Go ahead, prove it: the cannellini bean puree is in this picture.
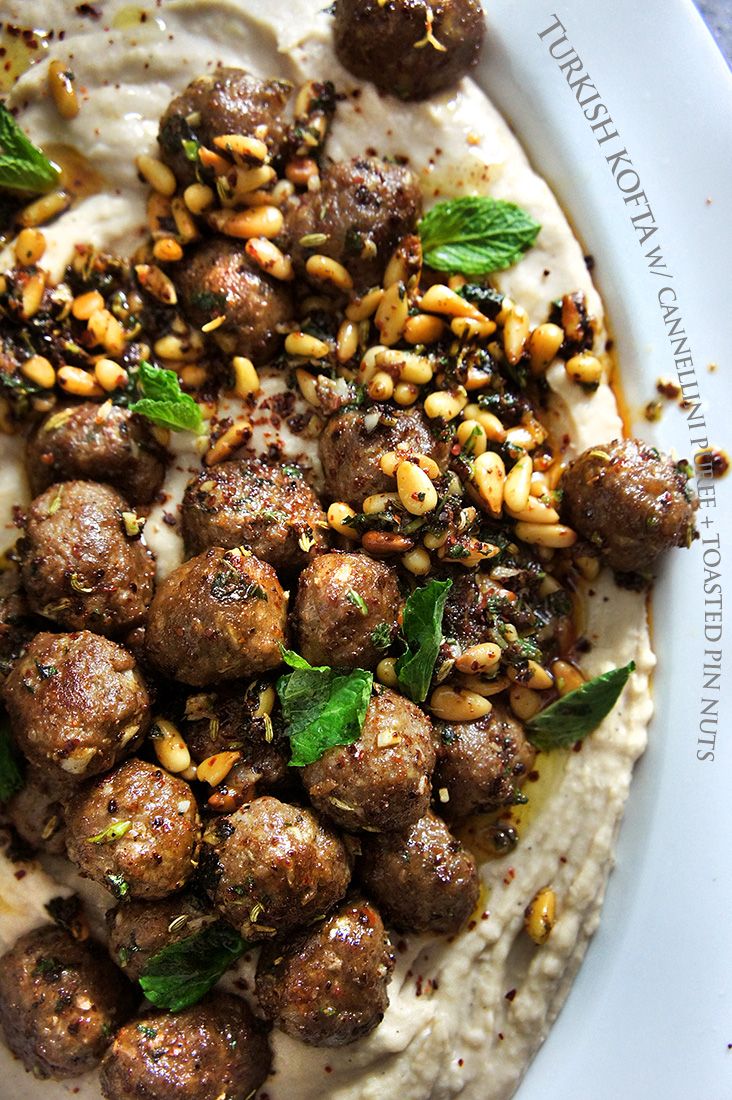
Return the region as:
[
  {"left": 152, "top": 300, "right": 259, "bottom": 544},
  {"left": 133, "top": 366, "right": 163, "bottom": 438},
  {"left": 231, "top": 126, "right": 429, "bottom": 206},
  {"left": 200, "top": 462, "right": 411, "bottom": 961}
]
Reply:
[{"left": 0, "top": 2, "right": 655, "bottom": 1098}]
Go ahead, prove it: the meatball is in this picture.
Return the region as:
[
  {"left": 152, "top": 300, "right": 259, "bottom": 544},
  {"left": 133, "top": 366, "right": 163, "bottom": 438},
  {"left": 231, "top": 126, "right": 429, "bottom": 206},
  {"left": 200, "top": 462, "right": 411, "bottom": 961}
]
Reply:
[
  {"left": 283, "top": 156, "right": 422, "bottom": 288},
  {"left": 26, "top": 403, "right": 167, "bottom": 504},
  {"left": 181, "top": 458, "right": 328, "bottom": 570},
  {"left": 5, "top": 766, "right": 68, "bottom": 855},
  {"left": 19, "top": 480, "right": 156, "bottom": 635},
  {"left": 0, "top": 925, "right": 136, "bottom": 1079},
  {"left": 433, "top": 704, "right": 536, "bottom": 818},
  {"left": 3, "top": 631, "right": 150, "bottom": 784},
  {"left": 174, "top": 239, "right": 293, "bottom": 364},
  {"left": 302, "top": 687, "right": 437, "bottom": 832},
  {"left": 319, "top": 405, "right": 449, "bottom": 507},
  {"left": 65, "top": 759, "right": 201, "bottom": 900},
  {"left": 0, "top": 565, "right": 35, "bottom": 682},
  {"left": 100, "top": 993, "right": 271, "bottom": 1100},
  {"left": 158, "top": 67, "right": 292, "bottom": 185},
  {"left": 559, "top": 438, "right": 697, "bottom": 575},
  {"left": 294, "top": 552, "right": 400, "bottom": 669},
  {"left": 334, "top": 0, "right": 485, "bottom": 101},
  {"left": 200, "top": 796, "right": 351, "bottom": 939},
  {"left": 256, "top": 898, "right": 394, "bottom": 1046},
  {"left": 182, "top": 688, "right": 289, "bottom": 812},
  {"left": 359, "top": 810, "right": 478, "bottom": 933},
  {"left": 107, "top": 893, "right": 216, "bottom": 981},
  {"left": 145, "top": 547, "right": 287, "bottom": 686}
]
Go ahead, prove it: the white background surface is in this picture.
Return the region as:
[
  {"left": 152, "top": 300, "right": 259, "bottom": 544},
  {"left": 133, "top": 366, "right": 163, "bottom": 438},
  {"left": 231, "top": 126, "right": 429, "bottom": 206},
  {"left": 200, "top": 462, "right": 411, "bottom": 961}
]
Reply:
[{"left": 481, "top": 3, "right": 732, "bottom": 1098}]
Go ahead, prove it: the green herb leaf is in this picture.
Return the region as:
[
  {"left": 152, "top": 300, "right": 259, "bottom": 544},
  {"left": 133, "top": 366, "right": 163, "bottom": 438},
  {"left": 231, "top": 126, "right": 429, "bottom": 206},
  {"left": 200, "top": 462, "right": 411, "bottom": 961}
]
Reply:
[
  {"left": 103, "top": 873, "right": 129, "bottom": 899},
  {"left": 87, "top": 820, "right": 132, "bottom": 844},
  {"left": 395, "top": 579, "right": 452, "bottom": 703},
  {"left": 139, "top": 921, "right": 247, "bottom": 1012},
  {"left": 277, "top": 649, "right": 373, "bottom": 767},
  {"left": 130, "top": 361, "right": 204, "bottom": 434},
  {"left": 0, "top": 719, "right": 23, "bottom": 802},
  {"left": 526, "top": 661, "right": 636, "bottom": 751},
  {"left": 0, "top": 103, "right": 59, "bottom": 194},
  {"left": 418, "top": 196, "right": 541, "bottom": 276},
  {"left": 346, "top": 589, "right": 368, "bottom": 616}
]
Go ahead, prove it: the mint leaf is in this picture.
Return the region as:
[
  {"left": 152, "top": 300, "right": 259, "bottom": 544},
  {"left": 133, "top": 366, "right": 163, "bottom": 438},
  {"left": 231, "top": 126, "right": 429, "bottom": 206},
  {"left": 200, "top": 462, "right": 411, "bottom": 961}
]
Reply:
[
  {"left": 526, "top": 662, "right": 635, "bottom": 751},
  {"left": 87, "top": 820, "right": 132, "bottom": 844},
  {"left": 130, "top": 360, "right": 204, "bottom": 434},
  {"left": 277, "top": 648, "right": 373, "bottom": 767},
  {"left": 139, "top": 921, "right": 247, "bottom": 1012},
  {"left": 0, "top": 719, "right": 23, "bottom": 802},
  {"left": 0, "top": 103, "right": 59, "bottom": 194},
  {"left": 418, "top": 196, "right": 541, "bottom": 276},
  {"left": 395, "top": 579, "right": 452, "bottom": 703}
]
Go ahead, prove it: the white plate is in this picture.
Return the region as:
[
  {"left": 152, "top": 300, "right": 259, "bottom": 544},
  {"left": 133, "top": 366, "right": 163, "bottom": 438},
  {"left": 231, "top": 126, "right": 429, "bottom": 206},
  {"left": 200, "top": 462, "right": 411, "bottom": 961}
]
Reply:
[{"left": 478, "top": 3, "right": 732, "bottom": 1097}]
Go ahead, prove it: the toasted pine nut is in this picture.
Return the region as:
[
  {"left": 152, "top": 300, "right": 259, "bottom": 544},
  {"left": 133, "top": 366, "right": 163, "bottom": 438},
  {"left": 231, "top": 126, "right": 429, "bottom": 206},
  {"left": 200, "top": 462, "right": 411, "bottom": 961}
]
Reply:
[
  {"left": 424, "top": 388, "right": 468, "bottom": 421},
  {"left": 87, "top": 308, "right": 126, "bottom": 355},
  {"left": 460, "top": 674, "right": 510, "bottom": 697},
  {"left": 551, "top": 660, "right": 585, "bottom": 697},
  {"left": 503, "top": 452, "right": 533, "bottom": 513},
  {"left": 397, "top": 461, "right": 438, "bottom": 516},
  {"left": 361, "top": 530, "right": 414, "bottom": 556},
  {"left": 135, "top": 153, "right": 176, "bottom": 196},
  {"left": 368, "top": 370, "right": 394, "bottom": 401},
  {"left": 152, "top": 238, "right": 183, "bottom": 264},
  {"left": 507, "top": 661, "right": 554, "bottom": 691},
  {"left": 152, "top": 718, "right": 191, "bottom": 774},
  {"left": 505, "top": 496, "right": 560, "bottom": 525},
  {"left": 306, "top": 254, "right": 353, "bottom": 292},
  {"left": 205, "top": 418, "right": 251, "bottom": 465},
  {"left": 473, "top": 451, "right": 506, "bottom": 516},
  {"left": 525, "top": 887, "right": 557, "bottom": 945},
  {"left": 285, "top": 156, "right": 319, "bottom": 187},
  {"left": 171, "top": 196, "right": 199, "bottom": 243},
  {"left": 208, "top": 205, "right": 283, "bottom": 240},
  {"left": 395, "top": 353, "right": 434, "bottom": 385},
  {"left": 231, "top": 356, "right": 260, "bottom": 398},
  {"left": 327, "top": 502, "right": 360, "bottom": 540},
  {"left": 420, "top": 284, "right": 487, "bottom": 322},
  {"left": 183, "top": 182, "right": 215, "bottom": 215},
  {"left": 57, "top": 365, "right": 104, "bottom": 398},
  {"left": 228, "top": 165, "right": 276, "bottom": 200},
  {"left": 530, "top": 472, "right": 550, "bottom": 498},
  {"left": 287, "top": 332, "right": 330, "bottom": 360},
  {"left": 401, "top": 546, "right": 432, "bottom": 575},
  {"left": 403, "top": 313, "right": 445, "bottom": 345},
  {"left": 528, "top": 323, "right": 564, "bottom": 374},
  {"left": 213, "top": 133, "right": 269, "bottom": 162},
  {"left": 14, "top": 228, "right": 46, "bottom": 266},
  {"left": 505, "top": 426, "right": 537, "bottom": 451},
  {"left": 154, "top": 332, "right": 203, "bottom": 363},
  {"left": 135, "top": 264, "right": 178, "bottom": 305},
  {"left": 509, "top": 684, "right": 543, "bottom": 721},
  {"left": 429, "top": 687, "right": 493, "bottom": 722},
  {"left": 21, "top": 355, "right": 55, "bottom": 389},
  {"left": 565, "top": 353, "right": 603, "bottom": 386},
  {"left": 455, "top": 642, "right": 502, "bottom": 675},
  {"left": 462, "top": 404, "right": 507, "bottom": 443},
  {"left": 450, "top": 316, "right": 496, "bottom": 340},
  {"left": 423, "top": 530, "right": 449, "bottom": 550},
  {"left": 376, "top": 657, "right": 398, "bottom": 688},
  {"left": 515, "top": 521, "right": 577, "bottom": 549},
  {"left": 198, "top": 146, "right": 231, "bottom": 175},
  {"left": 575, "top": 553, "right": 601, "bottom": 581},
  {"left": 254, "top": 685, "right": 276, "bottom": 717},
  {"left": 94, "top": 358, "right": 128, "bottom": 392},
  {"left": 21, "top": 271, "right": 46, "bottom": 319},
  {"left": 393, "top": 382, "right": 420, "bottom": 406},
  {"left": 456, "top": 419, "right": 487, "bottom": 456},
  {"left": 197, "top": 751, "right": 241, "bottom": 787},
  {"left": 270, "top": 179, "right": 295, "bottom": 206},
  {"left": 18, "top": 189, "right": 70, "bottom": 228},
  {"left": 336, "top": 319, "right": 359, "bottom": 363},
  {"left": 503, "top": 305, "right": 530, "bottom": 365},
  {"left": 379, "top": 450, "right": 440, "bottom": 479},
  {"left": 72, "top": 290, "right": 104, "bottom": 321},
  {"left": 48, "top": 60, "right": 79, "bottom": 120},
  {"left": 245, "top": 237, "right": 293, "bottom": 281},
  {"left": 363, "top": 492, "right": 400, "bottom": 515},
  {"left": 374, "top": 281, "right": 408, "bottom": 346},
  {"left": 346, "top": 287, "right": 383, "bottom": 321}
]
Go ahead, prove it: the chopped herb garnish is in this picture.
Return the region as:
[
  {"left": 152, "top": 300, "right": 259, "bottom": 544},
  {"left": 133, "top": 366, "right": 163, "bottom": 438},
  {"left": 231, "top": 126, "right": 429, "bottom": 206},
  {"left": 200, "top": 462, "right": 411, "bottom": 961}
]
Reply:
[
  {"left": 47, "top": 486, "right": 64, "bottom": 516},
  {"left": 69, "top": 572, "right": 94, "bottom": 594},
  {"left": 370, "top": 622, "right": 392, "bottom": 650},
  {"left": 104, "top": 872, "right": 129, "bottom": 899},
  {"left": 0, "top": 102, "right": 60, "bottom": 194},
  {"left": 34, "top": 661, "right": 58, "bottom": 680},
  {"left": 395, "top": 579, "right": 452, "bottom": 703},
  {"left": 139, "top": 921, "right": 248, "bottom": 1013},
  {"left": 418, "top": 196, "right": 541, "bottom": 276},
  {"left": 87, "top": 820, "right": 132, "bottom": 844},
  {"left": 346, "top": 589, "right": 368, "bottom": 615},
  {"left": 277, "top": 648, "right": 373, "bottom": 767},
  {"left": 181, "top": 139, "right": 201, "bottom": 163},
  {"left": 130, "top": 361, "right": 204, "bottom": 434},
  {"left": 526, "top": 662, "right": 636, "bottom": 750},
  {"left": 137, "top": 1024, "right": 158, "bottom": 1039}
]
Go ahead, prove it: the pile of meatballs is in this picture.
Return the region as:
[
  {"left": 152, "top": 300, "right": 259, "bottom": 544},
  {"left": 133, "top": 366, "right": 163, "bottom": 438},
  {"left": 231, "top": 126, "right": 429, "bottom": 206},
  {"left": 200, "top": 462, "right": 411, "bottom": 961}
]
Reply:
[{"left": 0, "top": 18, "right": 697, "bottom": 1100}]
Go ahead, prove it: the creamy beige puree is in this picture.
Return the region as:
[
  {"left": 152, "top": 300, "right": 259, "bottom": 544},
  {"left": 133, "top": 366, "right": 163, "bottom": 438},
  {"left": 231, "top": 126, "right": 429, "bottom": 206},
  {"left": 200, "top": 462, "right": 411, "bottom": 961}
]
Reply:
[{"left": 0, "top": 1, "right": 654, "bottom": 1098}]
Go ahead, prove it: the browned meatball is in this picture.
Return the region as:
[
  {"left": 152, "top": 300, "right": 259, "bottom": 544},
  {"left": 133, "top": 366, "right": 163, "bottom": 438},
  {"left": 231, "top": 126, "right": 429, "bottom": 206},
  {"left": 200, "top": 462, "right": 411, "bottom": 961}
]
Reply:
[
  {"left": 200, "top": 796, "right": 351, "bottom": 940},
  {"left": 359, "top": 810, "right": 478, "bottom": 933},
  {"left": 334, "top": 0, "right": 485, "bottom": 101},
  {"left": 158, "top": 67, "right": 292, "bottom": 185},
  {"left": 65, "top": 759, "right": 201, "bottom": 900},
  {"left": 0, "top": 925, "right": 136, "bottom": 1079},
  {"left": 100, "top": 993, "right": 271, "bottom": 1100},
  {"left": 4, "top": 766, "right": 68, "bottom": 854},
  {"left": 2, "top": 631, "right": 150, "bottom": 785},
  {"left": 302, "top": 687, "right": 436, "bottom": 832},
  {"left": 256, "top": 898, "right": 394, "bottom": 1046},
  {"left": 107, "top": 893, "right": 216, "bottom": 981},
  {"left": 26, "top": 403, "right": 167, "bottom": 504},
  {"left": 294, "top": 552, "right": 400, "bottom": 669},
  {"left": 145, "top": 547, "right": 287, "bottom": 686},
  {"left": 559, "top": 438, "right": 697, "bottom": 575},
  {"left": 283, "top": 157, "right": 422, "bottom": 288},
  {"left": 182, "top": 687, "right": 289, "bottom": 812},
  {"left": 319, "top": 405, "right": 450, "bottom": 507},
  {"left": 434, "top": 704, "right": 535, "bottom": 818},
  {"left": 0, "top": 565, "right": 35, "bottom": 682},
  {"left": 174, "top": 239, "right": 293, "bottom": 364},
  {"left": 19, "top": 480, "right": 155, "bottom": 635},
  {"left": 181, "top": 458, "right": 328, "bottom": 571}
]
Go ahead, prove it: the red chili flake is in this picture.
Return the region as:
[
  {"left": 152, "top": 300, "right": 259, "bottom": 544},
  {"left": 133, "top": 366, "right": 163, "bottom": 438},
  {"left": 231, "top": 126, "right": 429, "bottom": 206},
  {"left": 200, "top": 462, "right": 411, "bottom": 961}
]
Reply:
[
  {"left": 498, "top": 1032, "right": 504, "bottom": 1041},
  {"left": 505, "top": 989, "right": 516, "bottom": 1002},
  {"left": 457, "top": 1058, "right": 464, "bottom": 1067},
  {"left": 467, "top": 920, "right": 477, "bottom": 931},
  {"left": 481, "top": 912, "right": 489, "bottom": 921},
  {"left": 14, "top": 869, "right": 27, "bottom": 880},
  {"left": 503, "top": 867, "right": 516, "bottom": 886},
  {"left": 324, "top": 1066, "right": 332, "bottom": 1074},
  {"left": 527, "top": 770, "right": 540, "bottom": 782}
]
